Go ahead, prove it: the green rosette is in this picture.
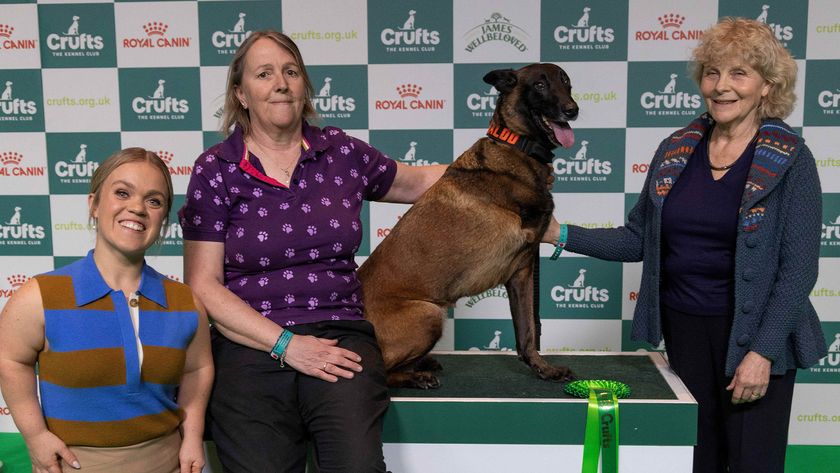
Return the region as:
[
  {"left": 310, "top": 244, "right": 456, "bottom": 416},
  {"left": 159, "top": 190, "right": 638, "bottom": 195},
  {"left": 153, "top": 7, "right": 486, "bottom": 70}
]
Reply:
[{"left": 565, "top": 380, "right": 630, "bottom": 473}]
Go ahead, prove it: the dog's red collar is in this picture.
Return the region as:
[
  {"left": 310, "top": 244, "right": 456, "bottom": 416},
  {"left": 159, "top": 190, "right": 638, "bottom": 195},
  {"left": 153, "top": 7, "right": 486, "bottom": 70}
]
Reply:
[{"left": 486, "top": 123, "right": 556, "bottom": 164}]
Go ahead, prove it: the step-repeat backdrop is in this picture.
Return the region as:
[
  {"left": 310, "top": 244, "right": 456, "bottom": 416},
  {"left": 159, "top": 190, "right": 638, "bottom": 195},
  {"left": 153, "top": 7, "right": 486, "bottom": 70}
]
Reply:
[{"left": 1, "top": 0, "right": 838, "bottom": 467}]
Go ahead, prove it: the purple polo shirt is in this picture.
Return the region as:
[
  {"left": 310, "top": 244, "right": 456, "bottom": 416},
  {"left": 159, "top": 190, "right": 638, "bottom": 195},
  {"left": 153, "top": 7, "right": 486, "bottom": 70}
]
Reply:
[{"left": 179, "top": 122, "right": 397, "bottom": 327}]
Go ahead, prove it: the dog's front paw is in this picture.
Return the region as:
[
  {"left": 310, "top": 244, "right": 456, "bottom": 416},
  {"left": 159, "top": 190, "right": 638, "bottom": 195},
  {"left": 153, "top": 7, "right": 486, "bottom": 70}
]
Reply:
[
  {"left": 535, "top": 365, "right": 576, "bottom": 382},
  {"left": 387, "top": 371, "right": 442, "bottom": 389}
]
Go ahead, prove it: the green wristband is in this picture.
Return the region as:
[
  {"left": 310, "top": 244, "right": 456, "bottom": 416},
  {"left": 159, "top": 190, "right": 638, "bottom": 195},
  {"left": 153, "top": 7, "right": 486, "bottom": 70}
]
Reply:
[
  {"left": 550, "top": 224, "right": 568, "bottom": 260},
  {"left": 270, "top": 330, "right": 294, "bottom": 365}
]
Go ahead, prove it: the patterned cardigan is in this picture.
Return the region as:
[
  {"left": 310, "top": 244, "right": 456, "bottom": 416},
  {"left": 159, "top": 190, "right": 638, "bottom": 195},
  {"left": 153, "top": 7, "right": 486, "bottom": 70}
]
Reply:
[{"left": 565, "top": 113, "right": 827, "bottom": 376}]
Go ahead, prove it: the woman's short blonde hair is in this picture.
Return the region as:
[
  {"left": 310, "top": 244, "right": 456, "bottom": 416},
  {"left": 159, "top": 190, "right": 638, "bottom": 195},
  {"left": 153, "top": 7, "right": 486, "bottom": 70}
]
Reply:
[
  {"left": 690, "top": 17, "right": 797, "bottom": 120},
  {"left": 220, "top": 30, "right": 317, "bottom": 137}
]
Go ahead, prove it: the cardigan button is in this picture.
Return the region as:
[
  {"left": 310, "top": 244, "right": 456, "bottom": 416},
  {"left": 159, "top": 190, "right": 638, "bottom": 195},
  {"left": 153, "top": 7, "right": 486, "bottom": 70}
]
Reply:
[
  {"left": 737, "top": 334, "right": 750, "bottom": 346},
  {"left": 745, "top": 236, "right": 758, "bottom": 248},
  {"left": 743, "top": 269, "right": 755, "bottom": 281},
  {"left": 741, "top": 301, "right": 754, "bottom": 313}
]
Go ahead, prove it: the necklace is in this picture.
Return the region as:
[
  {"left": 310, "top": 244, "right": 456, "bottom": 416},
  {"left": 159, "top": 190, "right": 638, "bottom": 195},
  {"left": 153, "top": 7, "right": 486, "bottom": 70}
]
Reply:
[
  {"left": 244, "top": 138, "right": 297, "bottom": 182},
  {"left": 708, "top": 157, "right": 738, "bottom": 171}
]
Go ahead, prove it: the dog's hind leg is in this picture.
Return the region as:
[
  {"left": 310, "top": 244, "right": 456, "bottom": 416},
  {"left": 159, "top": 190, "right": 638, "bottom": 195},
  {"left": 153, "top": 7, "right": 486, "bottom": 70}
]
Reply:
[
  {"left": 505, "top": 259, "right": 574, "bottom": 381},
  {"left": 367, "top": 299, "right": 446, "bottom": 388}
]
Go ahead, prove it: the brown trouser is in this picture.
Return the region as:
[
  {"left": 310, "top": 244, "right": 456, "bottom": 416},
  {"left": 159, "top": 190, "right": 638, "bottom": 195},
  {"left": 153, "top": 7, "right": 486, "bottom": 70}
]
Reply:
[{"left": 69, "top": 430, "right": 180, "bottom": 473}]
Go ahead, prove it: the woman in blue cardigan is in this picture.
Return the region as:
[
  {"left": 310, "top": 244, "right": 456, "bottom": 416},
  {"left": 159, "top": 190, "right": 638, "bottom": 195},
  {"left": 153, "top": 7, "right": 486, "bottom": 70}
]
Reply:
[{"left": 546, "top": 18, "right": 826, "bottom": 473}]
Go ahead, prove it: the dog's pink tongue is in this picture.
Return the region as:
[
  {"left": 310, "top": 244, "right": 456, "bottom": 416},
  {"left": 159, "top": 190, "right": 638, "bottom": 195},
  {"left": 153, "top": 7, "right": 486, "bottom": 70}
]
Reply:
[{"left": 551, "top": 121, "right": 575, "bottom": 148}]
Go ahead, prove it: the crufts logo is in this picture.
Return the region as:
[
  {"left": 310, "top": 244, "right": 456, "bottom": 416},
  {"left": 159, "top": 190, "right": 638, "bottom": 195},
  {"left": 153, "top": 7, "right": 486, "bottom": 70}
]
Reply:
[
  {"left": 123, "top": 21, "right": 191, "bottom": 48},
  {"left": 817, "top": 88, "right": 840, "bottom": 114},
  {"left": 640, "top": 73, "right": 702, "bottom": 112},
  {"left": 1, "top": 274, "right": 30, "bottom": 299},
  {"left": 0, "top": 206, "right": 46, "bottom": 241},
  {"left": 0, "top": 23, "right": 37, "bottom": 50},
  {"left": 755, "top": 4, "right": 793, "bottom": 42},
  {"left": 553, "top": 140, "right": 612, "bottom": 181},
  {"left": 211, "top": 12, "right": 251, "bottom": 50},
  {"left": 466, "top": 86, "right": 498, "bottom": 116},
  {"left": 634, "top": 12, "right": 703, "bottom": 41},
  {"left": 380, "top": 9, "right": 440, "bottom": 51},
  {"left": 0, "top": 151, "right": 45, "bottom": 177},
  {"left": 553, "top": 6, "right": 615, "bottom": 49},
  {"left": 463, "top": 12, "right": 528, "bottom": 52},
  {"left": 551, "top": 268, "right": 609, "bottom": 304},
  {"left": 55, "top": 144, "right": 98, "bottom": 181},
  {"left": 823, "top": 214, "right": 840, "bottom": 243},
  {"left": 131, "top": 79, "right": 189, "bottom": 116},
  {"left": 311, "top": 77, "right": 356, "bottom": 117},
  {"left": 0, "top": 80, "right": 38, "bottom": 118},
  {"left": 398, "top": 140, "right": 439, "bottom": 166},
  {"left": 814, "top": 333, "right": 840, "bottom": 369},
  {"left": 46, "top": 15, "right": 105, "bottom": 52},
  {"left": 374, "top": 83, "right": 444, "bottom": 110}
]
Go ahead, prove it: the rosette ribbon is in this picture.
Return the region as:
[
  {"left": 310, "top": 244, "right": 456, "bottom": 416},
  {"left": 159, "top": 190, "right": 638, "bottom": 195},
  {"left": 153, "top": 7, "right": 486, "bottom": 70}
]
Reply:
[{"left": 565, "top": 380, "right": 630, "bottom": 473}]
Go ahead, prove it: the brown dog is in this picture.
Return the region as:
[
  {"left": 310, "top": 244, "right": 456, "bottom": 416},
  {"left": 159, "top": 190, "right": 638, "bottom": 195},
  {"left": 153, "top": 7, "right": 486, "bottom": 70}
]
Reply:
[{"left": 358, "top": 63, "right": 578, "bottom": 389}]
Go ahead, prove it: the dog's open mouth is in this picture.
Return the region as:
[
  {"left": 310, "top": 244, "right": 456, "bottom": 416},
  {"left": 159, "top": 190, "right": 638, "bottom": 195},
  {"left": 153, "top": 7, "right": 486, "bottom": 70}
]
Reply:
[{"left": 539, "top": 116, "right": 575, "bottom": 149}]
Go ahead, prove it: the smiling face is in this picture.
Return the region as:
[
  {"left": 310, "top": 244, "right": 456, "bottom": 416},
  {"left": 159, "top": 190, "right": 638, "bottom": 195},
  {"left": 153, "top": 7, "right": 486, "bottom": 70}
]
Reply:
[
  {"left": 700, "top": 59, "right": 771, "bottom": 132},
  {"left": 235, "top": 37, "right": 306, "bottom": 137},
  {"left": 89, "top": 161, "right": 169, "bottom": 261}
]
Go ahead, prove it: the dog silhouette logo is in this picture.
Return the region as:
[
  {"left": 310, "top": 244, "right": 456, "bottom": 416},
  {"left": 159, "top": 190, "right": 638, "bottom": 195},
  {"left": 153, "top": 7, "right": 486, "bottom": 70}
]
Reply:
[
  {"left": 756, "top": 5, "right": 770, "bottom": 24},
  {"left": 570, "top": 268, "right": 587, "bottom": 288},
  {"left": 574, "top": 140, "right": 589, "bottom": 160},
  {"left": 66, "top": 15, "right": 80, "bottom": 36},
  {"left": 6, "top": 207, "right": 22, "bottom": 225},
  {"left": 660, "top": 73, "right": 678, "bottom": 94},
  {"left": 576, "top": 7, "right": 591, "bottom": 27},
  {"left": 151, "top": 79, "right": 166, "bottom": 99},
  {"left": 1, "top": 81, "right": 13, "bottom": 101},
  {"left": 401, "top": 10, "right": 416, "bottom": 30},
  {"left": 73, "top": 144, "right": 87, "bottom": 163},
  {"left": 403, "top": 141, "right": 417, "bottom": 161},
  {"left": 231, "top": 12, "right": 246, "bottom": 33},
  {"left": 318, "top": 77, "right": 332, "bottom": 97},
  {"left": 485, "top": 330, "right": 502, "bottom": 349}
]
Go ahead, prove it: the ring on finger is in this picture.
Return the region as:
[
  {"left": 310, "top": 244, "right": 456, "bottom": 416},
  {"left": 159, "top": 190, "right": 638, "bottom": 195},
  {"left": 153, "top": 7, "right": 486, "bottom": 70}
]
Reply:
[
  {"left": 323, "top": 361, "right": 329, "bottom": 371},
  {"left": 751, "top": 392, "right": 761, "bottom": 398}
]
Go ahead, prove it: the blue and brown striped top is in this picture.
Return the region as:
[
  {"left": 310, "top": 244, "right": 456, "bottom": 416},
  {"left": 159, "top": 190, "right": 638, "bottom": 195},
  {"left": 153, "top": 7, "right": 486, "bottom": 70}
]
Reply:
[{"left": 35, "top": 250, "right": 198, "bottom": 447}]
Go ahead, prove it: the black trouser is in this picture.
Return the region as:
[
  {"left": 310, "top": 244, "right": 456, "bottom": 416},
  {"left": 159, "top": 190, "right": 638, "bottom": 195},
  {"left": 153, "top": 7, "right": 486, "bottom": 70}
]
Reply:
[
  {"left": 207, "top": 320, "right": 390, "bottom": 473},
  {"left": 661, "top": 306, "right": 796, "bottom": 473}
]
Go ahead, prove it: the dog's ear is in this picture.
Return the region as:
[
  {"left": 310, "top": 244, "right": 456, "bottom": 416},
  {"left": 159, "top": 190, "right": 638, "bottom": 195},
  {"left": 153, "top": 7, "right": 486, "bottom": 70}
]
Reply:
[{"left": 482, "top": 69, "right": 517, "bottom": 94}]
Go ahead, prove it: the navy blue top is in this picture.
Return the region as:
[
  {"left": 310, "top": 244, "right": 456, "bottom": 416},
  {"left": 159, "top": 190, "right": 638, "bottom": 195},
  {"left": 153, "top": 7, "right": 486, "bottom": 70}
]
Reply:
[{"left": 660, "top": 131, "right": 755, "bottom": 316}]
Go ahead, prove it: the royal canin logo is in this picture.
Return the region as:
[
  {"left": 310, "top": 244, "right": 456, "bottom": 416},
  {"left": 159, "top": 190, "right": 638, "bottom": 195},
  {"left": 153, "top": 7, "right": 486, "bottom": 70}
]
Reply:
[
  {"left": 123, "top": 20, "right": 191, "bottom": 48},
  {"left": 157, "top": 150, "right": 192, "bottom": 176},
  {"left": 0, "top": 23, "right": 37, "bottom": 50},
  {"left": 374, "top": 83, "right": 444, "bottom": 111},
  {"left": 635, "top": 12, "right": 703, "bottom": 41},
  {"left": 0, "top": 151, "right": 46, "bottom": 177},
  {"left": 1, "top": 274, "right": 31, "bottom": 298}
]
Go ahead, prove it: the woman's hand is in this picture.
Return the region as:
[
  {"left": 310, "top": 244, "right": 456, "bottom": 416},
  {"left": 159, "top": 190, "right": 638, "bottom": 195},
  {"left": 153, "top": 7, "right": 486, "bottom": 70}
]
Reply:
[
  {"left": 284, "top": 334, "right": 363, "bottom": 382},
  {"left": 178, "top": 436, "right": 205, "bottom": 473},
  {"left": 28, "top": 430, "right": 80, "bottom": 473},
  {"left": 726, "top": 351, "right": 771, "bottom": 404}
]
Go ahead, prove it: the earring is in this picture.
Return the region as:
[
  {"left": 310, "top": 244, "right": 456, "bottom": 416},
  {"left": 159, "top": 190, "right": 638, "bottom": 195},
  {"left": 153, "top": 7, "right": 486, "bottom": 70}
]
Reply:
[
  {"left": 241, "top": 102, "right": 247, "bottom": 109},
  {"left": 91, "top": 218, "right": 97, "bottom": 230}
]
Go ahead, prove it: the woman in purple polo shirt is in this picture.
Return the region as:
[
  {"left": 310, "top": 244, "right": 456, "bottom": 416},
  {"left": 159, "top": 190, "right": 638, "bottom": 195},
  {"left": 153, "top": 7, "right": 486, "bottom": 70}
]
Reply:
[{"left": 179, "top": 31, "right": 447, "bottom": 473}]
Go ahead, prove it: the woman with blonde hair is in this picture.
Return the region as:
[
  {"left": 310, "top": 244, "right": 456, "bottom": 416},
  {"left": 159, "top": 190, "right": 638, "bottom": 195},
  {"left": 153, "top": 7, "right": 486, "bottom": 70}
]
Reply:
[
  {"left": 544, "top": 18, "right": 826, "bottom": 472},
  {"left": 0, "top": 148, "right": 213, "bottom": 473}
]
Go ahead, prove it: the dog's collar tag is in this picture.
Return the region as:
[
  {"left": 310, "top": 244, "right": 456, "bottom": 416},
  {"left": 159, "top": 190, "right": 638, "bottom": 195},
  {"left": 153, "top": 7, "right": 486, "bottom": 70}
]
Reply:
[{"left": 486, "top": 124, "right": 556, "bottom": 164}]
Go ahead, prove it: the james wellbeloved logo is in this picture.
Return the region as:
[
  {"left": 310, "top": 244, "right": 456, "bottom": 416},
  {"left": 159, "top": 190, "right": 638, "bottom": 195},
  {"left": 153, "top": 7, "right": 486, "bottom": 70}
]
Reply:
[
  {"left": 0, "top": 152, "right": 45, "bottom": 177},
  {"left": 540, "top": 259, "right": 621, "bottom": 318},
  {"left": 374, "top": 83, "right": 445, "bottom": 111},
  {"left": 551, "top": 129, "right": 625, "bottom": 193},
  {"left": 462, "top": 12, "right": 528, "bottom": 53},
  {"left": 463, "top": 286, "right": 508, "bottom": 309},
  {"left": 0, "top": 197, "right": 52, "bottom": 256},
  {"left": 0, "top": 23, "right": 37, "bottom": 51},
  {"left": 368, "top": 0, "right": 452, "bottom": 63},
  {"left": 308, "top": 66, "right": 367, "bottom": 129},
  {"left": 47, "top": 133, "right": 119, "bottom": 194},
  {"left": 0, "top": 70, "right": 43, "bottom": 132},
  {"left": 542, "top": 0, "right": 628, "bottom": 61},
  {"left": 634, "top": 12, "right": 704, "bottom": 41},
  {"left": 628, "top": 62, "right": 702, "bottom": 127},
  {"left": 120, "top": 68, "right": 201, "bottom": 131},
  {"left": 38, "top": 3, "right": 116, "bottom": 67}
]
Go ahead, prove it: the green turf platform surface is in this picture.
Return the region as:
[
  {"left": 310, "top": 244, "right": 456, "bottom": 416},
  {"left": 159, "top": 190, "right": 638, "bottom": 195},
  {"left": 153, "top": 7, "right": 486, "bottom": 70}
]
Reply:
[
  {"left": 383, "top": 352, "right": 697, "bottom": 446},
  {"left": 389, "top": 352, "right": 676, "bottom": 399}
]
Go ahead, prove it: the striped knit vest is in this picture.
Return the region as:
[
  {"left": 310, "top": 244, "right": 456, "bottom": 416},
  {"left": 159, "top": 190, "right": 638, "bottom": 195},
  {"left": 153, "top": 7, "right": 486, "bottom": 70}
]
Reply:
[{"left": 35, "top": 253, "right": 198, "bottom": 447}]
